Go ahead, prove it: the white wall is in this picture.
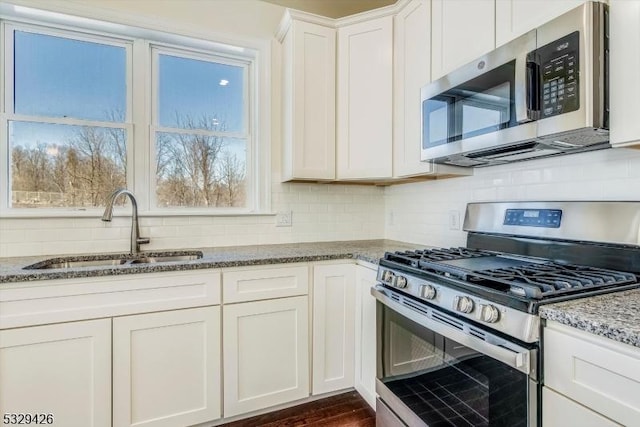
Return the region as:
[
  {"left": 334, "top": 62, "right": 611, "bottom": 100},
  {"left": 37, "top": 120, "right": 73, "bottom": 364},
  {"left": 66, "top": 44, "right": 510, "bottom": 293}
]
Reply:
[
  {"left": 0, "top": 0, "right": 386, "bottom": 257},
  {"left": 385, "top": 148, "right": 640, "bottom": 248}
]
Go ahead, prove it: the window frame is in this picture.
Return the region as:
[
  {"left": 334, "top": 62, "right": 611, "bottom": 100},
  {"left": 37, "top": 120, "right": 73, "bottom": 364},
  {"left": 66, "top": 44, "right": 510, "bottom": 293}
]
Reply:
[
  {"left": 0, "top": 3, "right": 270, "bottom": 218},
  {"left": 149, "top": 43, "right": 254, "bottom": 213},
  {"left": 0, "top": 20, "right": 134, "bottom": 215}
]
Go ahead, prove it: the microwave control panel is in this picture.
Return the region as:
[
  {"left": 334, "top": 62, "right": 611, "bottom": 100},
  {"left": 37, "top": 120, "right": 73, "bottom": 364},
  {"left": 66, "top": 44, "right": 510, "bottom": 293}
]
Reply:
[{"left": 536, "top": 31, "right": 580, "bottom": 119}]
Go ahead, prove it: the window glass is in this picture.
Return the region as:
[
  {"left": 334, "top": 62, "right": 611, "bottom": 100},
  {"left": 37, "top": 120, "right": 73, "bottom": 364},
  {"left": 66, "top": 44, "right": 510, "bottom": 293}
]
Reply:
[
  {"left": 2, "top": 16, "right": 260, "bottom": 215},
  {"left": 9, "top": 121, "right": 126, "bottom": 208},
  {"left": 156, "top": 132, "right": 246, "bottom": 208},
  {"left": 154, "top": 50, "right": 248, "bottom": 209},
  {"left": 158, "top": 54, "right": 245, "bottom": 132},
  {"left": 14, "top": 31, "right": 126, "bottom": 122}
]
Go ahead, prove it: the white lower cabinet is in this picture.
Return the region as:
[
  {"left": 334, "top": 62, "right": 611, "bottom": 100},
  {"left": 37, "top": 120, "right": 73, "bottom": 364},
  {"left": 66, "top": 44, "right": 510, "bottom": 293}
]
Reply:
[
  {"left": 354, "top": 264, "right": 378, "bottom": 409},
  {"left": 543, "top": 387, "right": 621, "bottom": 427},
  {"left": 223, "top": 296, "right": 309, "bottom": 417},
  {"left": 312, "top": 263, "right": 356, "bottom": 394},
  {"left": 543, "top": 321, "right": 640, "bottom": 427},
  {"left": 0, "top": 319, "right": 111, "bottom": 427},
  {"left": 112, "top": 307, "right": 221, "bottom": 427}
]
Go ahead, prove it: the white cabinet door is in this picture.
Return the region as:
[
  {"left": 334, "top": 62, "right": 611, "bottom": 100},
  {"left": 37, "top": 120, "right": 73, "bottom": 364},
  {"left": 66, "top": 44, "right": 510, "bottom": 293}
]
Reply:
[
  {"left": 280, "top": 17, "right": 336, "bottom": 181},
  {"left": 354, "top": 265, "right": 378, "bottom": 409},
  {"left": 223, "top": 296, "right": 309, "bottom": 417},
  {"left": 544, "top": 321, "right": 640, "bottom": 427},
  {"left": 112, "top": 306, "right": 221, "bottom": 427},
  {"left": 0, "top": 319, "right": 111, "bottom": 427},
  {"left": 543, "top": 387, "right": 622, "bottom": 427},
  {"left": 337, "top": 15, "right": 393, "bottom": 179},
  {"left": 495, "top": 0, "right": 586, "bottom": 47},
  {"left": 431, "top": 0, "right": 495, "bottom": 81},
  {"left": 312, "top": 264, "right": 356, "bottom": 394},
  {"left": 610, "top": 0, "right": 640, "bottom": 148},
  {"left": 393, "top": 0, "right": 436, "bottom": 178}
]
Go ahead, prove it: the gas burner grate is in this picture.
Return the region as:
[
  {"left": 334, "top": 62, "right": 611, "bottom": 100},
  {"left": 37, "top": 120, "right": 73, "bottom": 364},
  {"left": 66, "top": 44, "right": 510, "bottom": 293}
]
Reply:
[
  {"left": 468, "top": 263, "right": 637, "bottom": 299},
  {"left": 418, "top": 247, "right": 494, "bottom": 261},
  {"left": 384, "top": 248, "right": 496, "bottom": 269}
]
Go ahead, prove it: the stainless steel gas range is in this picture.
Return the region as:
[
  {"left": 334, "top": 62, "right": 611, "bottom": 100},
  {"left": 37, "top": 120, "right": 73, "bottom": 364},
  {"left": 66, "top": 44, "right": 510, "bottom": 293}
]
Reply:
[{"left": 373, "top": 201, "right": 640, "bottom": 427}]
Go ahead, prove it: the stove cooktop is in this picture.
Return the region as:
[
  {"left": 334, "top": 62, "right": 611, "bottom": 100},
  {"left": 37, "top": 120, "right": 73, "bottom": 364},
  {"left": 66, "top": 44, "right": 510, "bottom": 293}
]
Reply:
[{"left": 382, "top": 247, "right": 638, "bottom": 300}]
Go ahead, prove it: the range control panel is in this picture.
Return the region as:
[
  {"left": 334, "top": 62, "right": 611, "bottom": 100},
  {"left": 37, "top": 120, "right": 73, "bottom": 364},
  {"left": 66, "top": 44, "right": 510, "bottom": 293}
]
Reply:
[
  {"left": 504, "top": 209, "right": 562, "bottom": 228},
  {"left": 534, "top": 31, "right": 580, "bottom": 119}
]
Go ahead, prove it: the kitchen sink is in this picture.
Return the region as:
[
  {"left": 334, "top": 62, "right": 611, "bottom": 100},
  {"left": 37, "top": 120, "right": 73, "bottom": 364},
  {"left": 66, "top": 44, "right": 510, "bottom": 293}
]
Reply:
[
  {"left": 128, "top": 254, "right": 202, "bottom": 264},
  {"left": 23, "top": 251, "right": 204, "bottom": 270}
]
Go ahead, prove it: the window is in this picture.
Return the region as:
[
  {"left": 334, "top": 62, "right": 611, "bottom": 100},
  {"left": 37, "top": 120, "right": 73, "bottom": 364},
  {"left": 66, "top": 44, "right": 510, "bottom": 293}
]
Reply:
[
  {"left": 0, "top": 7, "right": 267, "bottom": 216},
  {"left": 152, "top": 48, "right": 249, "bottom": 208},
  {"left": 3, "top": 25, "right": 131, "bottom": 209}
]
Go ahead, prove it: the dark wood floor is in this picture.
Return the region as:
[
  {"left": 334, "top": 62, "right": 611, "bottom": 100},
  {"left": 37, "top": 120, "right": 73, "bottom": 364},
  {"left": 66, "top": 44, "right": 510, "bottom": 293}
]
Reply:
[{"left": 221, "top": 391, "right": 375, "bottom": 427}]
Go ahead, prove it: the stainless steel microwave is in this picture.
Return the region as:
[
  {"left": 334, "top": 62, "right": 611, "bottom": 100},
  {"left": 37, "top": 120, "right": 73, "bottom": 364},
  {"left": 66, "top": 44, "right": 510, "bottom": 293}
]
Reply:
[{"left": 421, "top": 1, "right": 608, "bottom": 167}]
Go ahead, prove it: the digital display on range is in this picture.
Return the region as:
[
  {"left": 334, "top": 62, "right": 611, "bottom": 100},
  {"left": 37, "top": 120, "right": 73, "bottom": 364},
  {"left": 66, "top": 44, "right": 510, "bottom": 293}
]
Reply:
[{"left": 504, "top": 209, "right": 562, "bottom": 228}]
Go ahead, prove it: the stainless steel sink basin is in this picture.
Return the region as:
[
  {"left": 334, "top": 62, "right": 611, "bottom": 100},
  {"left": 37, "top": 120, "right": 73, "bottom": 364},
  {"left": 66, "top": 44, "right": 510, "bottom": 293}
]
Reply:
[
  {"left": 24, "top": 251, "right": 204, "bottom": 270},
  {"left": 129, "top": 254, "right": 202, "bottom": 264}
]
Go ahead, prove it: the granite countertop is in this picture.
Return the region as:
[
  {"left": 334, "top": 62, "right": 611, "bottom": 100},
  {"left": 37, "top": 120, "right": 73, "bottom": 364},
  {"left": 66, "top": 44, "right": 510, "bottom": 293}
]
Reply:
[
  {"left": 539, "top": 289, "right": 640, "bottom": 349},
  {"left": 0, "top": 239, "right": 423, "bottom": 284}
]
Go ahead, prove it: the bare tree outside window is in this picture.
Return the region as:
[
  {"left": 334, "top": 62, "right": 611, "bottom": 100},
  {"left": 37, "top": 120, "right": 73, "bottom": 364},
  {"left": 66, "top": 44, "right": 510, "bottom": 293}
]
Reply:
[
  {"left": 156, "top": 114, "right": 246, "bottom": 208},
  {"left": 10, "top": 123, "right": 126, "bottom": 208},
  {"left": 154, "top": 50, "right": 248, "bottom": 209},
  {"left": 8, "top": 28, "right": 128, "bottom": 209}
]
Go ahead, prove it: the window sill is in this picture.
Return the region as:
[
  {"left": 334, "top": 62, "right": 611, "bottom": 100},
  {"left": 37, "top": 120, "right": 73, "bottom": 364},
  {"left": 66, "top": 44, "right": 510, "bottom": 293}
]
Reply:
[{"left": 0, "top": 209, "right": 276, "bottom": 219}]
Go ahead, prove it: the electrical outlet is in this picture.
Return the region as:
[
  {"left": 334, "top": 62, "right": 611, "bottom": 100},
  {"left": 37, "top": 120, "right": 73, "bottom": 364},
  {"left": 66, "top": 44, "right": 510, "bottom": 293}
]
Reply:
[
  {"left": 276, "top": 210, "right": 293, "bottom": 227},
  {"left": 449, "top": 210, "right": 461, "bottom": 230}
]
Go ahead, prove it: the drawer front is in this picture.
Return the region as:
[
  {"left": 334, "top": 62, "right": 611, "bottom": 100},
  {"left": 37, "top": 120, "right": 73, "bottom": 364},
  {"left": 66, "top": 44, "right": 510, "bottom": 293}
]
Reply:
[
  {"left": 222, "top": 265, "right": 309, "bottom": 303},
  {"left": 0, "top": 271, "right": 221, "bottom": 329},
  {"left": 542, "top": 387, "right": 621, "bottom": 427},
  {"left": 544, "top": 322, "right": 640, "bottom": 427}
]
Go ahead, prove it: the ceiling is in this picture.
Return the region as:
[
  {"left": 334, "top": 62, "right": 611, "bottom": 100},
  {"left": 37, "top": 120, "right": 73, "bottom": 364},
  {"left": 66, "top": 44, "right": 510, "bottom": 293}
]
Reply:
[{"left": 260, "top": 0, "right": 396, "bottom": 18}]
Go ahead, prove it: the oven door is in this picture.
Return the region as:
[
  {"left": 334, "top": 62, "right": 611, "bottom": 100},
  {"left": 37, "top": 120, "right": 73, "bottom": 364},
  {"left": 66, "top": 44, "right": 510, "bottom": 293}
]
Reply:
[{"left": 372, "top": 286, "right": 539, "bottom": 427}]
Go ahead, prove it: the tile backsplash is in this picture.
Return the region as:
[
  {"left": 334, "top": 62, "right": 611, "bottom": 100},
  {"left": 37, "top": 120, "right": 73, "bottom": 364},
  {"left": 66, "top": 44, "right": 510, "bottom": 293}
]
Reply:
[
  {"left": 0, "top": 179, "right": 385, "bottom": 257},
  {"left": 385, "top": 147, "right": 640, "bottom": 248}
]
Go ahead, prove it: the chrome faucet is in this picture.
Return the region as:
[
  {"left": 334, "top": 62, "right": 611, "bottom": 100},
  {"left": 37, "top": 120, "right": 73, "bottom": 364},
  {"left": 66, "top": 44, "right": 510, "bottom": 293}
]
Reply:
[{"left": 101, "top": 189, "right": 150, "bottom": 254}]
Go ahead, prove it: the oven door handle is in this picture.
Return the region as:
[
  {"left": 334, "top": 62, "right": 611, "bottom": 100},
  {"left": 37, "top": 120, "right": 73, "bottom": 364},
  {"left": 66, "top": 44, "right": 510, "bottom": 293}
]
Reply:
[{"left": 372, "top": 286, "right": 535, "bottom": 376}]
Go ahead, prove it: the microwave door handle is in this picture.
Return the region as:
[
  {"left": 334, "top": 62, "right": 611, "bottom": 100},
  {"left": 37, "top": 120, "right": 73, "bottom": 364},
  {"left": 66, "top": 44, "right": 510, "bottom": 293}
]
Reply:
[
  {"left": 515, "top": 50, "right": 532, "bottom": 123},
  {"left": 527, "top": 60, "right": 541, "bottom": 120}
]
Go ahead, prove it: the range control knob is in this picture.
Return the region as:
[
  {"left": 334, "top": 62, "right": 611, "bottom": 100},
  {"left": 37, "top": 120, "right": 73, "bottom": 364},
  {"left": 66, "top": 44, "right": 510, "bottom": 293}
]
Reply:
[
  {"left": 479, "top": 304, "right": 500, "bottom": 323},
  {"left": 454, "top": 296, "right": 475, "bottom": 314},
  {"left": 382, "top": 270, "right": 395, "bottom": 283},
  {"left": 394, "top": 275, "right": 408, "bottom": 289},
  {"left": 420, "top": 284, "right": 437, "bottom": 300}
]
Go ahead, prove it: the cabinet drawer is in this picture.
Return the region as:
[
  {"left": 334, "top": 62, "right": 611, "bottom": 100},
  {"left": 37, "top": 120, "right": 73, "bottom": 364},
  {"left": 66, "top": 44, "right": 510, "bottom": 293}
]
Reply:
[
  {"left": 543, "top": 387, "right": 621, "bottom": 427},
  {"left": 222, "top": 265, "right": 309, "bottom": 303},
  {"left": 544, "top": 321, "right": 640, "bottom": 427},
  {"left": 0, "top": 270, "right": 221, "bottom": 328}
]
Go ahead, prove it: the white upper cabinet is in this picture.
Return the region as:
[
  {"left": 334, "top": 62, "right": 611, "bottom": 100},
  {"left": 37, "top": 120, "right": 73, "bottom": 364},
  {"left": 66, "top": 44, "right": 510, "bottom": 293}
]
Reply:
[
  {"left": 393, "top": 0, "right": 434, "bottom": 177},
  {"left": 278, "top": 13, "right": 337, "bottom": 181},
  {"left": 392, "top": 0, "right": 470, "bottom": 178},
  {"left": 610, "top": 0, "right": 640, "bottom": 147},
  {"left": 431, "top": 0, "right": 495, "bottom": 81},
  {"left": 336, "top": 15, "right": 393, "bottom": 179},
  {"left": 495, "top": 0, "right": 587, "bottom": 47}
]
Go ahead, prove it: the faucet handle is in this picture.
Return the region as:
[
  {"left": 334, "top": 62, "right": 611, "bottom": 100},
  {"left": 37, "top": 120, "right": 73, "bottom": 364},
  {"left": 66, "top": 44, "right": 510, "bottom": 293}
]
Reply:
[{"left": 137, "top": 237, "right": 150, "bottom": 245}]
